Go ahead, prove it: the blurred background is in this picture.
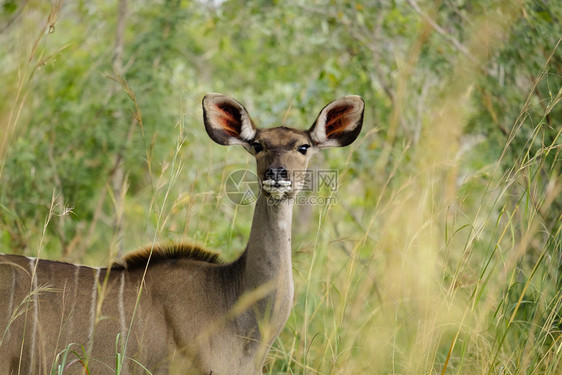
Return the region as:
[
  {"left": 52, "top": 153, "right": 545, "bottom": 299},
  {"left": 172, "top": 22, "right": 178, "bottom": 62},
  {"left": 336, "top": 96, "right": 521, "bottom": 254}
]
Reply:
[{"left": 0, "top": 0, "right": 560, "bottom": 373}]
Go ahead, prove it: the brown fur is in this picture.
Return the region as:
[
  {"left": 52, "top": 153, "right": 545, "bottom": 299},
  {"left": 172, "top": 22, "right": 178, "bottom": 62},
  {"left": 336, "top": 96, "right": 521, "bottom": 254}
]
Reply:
[
  {"left": 0, "top": 94, "right": 364, "bottom": 375},
  {"left": 113, "top": 243, "right": 222, "bottom": 269}
]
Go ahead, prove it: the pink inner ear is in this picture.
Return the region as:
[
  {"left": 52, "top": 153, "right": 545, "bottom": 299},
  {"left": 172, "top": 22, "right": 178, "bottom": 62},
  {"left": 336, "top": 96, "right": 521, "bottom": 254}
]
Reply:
[
  {"left": 325, "top": 104, "right": 353, "bottom": 138},
  {"left": 216, "top": 103, "right": 243, "bottom": 137}
]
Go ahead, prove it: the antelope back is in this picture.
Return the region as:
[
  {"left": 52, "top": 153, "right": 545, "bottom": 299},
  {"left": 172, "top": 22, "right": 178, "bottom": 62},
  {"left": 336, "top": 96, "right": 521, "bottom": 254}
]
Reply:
[{"left": 0, "top": 253, "right": 166, "bottom": 374}]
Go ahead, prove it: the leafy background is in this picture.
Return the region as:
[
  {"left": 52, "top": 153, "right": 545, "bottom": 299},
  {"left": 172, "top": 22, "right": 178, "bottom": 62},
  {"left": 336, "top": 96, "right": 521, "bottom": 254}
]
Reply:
[{"left": 0, "top": 0, "right": 560, "bottom": 373}]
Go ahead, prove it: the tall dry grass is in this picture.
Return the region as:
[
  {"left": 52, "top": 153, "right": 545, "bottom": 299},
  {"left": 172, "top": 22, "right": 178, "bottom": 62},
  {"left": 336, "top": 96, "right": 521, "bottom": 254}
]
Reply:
[{"left": 0, "top": 1, "right": 560, "bottom": 374}]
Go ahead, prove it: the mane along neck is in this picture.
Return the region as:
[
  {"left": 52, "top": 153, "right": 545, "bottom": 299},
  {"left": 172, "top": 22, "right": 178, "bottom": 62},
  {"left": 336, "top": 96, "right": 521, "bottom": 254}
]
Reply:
[{"left": 112, "top": 243, "right": 222, "bottom": 269}]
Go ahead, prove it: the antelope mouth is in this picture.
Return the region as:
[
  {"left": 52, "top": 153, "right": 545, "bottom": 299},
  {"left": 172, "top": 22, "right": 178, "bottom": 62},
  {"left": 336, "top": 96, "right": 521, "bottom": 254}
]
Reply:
[{"left": 262, "top": 179, "right": 292, "bottom": 200}]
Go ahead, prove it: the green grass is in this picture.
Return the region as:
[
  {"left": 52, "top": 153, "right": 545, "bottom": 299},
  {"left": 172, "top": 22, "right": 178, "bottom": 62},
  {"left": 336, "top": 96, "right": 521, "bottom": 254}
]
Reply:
[{"left": 0, "top": 1, "right": 560, "bottom": 374}]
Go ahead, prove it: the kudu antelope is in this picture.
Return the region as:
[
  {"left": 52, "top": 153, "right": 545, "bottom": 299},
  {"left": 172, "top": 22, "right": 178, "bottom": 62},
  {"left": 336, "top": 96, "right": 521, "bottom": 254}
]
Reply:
[{"left": 0, "top": 94, "right": 364, "bottom": 374}]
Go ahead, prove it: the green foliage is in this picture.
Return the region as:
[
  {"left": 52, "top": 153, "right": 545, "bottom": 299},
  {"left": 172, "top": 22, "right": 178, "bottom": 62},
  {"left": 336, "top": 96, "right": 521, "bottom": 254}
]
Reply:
[{"left": 0, "top": 0, "right": 560, "bottom": 373}]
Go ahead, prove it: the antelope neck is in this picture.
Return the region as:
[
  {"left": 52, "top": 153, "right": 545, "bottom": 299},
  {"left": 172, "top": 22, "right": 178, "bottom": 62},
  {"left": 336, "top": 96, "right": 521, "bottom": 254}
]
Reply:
[{"left": 241, "top": 193, "right": 294, "bottom": 300}]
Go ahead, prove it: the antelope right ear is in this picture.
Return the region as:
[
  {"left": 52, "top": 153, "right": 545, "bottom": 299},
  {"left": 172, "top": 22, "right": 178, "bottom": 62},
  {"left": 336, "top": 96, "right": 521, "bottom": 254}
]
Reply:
[
  {"left": 308, "top": 95, "right": 364, "bottom": 148},
  {"left": 202, "top": 94, "right": 257, "bottom": 146}
]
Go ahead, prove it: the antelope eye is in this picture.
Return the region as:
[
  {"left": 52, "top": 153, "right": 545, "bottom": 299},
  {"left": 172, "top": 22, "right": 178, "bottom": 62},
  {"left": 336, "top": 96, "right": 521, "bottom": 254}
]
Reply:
[
  {"left": 251, "top": 142, "right": 263, "bottom": 153},
  {"left": 297, "top": 144, "right": 310, "bottom": 155}
]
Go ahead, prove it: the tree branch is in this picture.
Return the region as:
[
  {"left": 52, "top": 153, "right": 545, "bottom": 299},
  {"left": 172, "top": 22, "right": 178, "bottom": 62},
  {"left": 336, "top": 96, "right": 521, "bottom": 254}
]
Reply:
[{"left": 405, "top": 0, "right": 477, "bottom": 64}]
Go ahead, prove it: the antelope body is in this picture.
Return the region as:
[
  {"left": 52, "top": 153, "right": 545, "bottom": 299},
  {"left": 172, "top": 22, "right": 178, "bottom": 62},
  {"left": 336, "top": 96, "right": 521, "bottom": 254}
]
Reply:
[{"left": 0, "top": 94, "right": 364, "bottom": 374}]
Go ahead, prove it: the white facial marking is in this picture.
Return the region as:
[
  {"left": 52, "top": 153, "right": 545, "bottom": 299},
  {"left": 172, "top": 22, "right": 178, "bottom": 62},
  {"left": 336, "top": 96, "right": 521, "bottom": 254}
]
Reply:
[{"left": 262, "top": 179, "right": 292, "bottom": 200}]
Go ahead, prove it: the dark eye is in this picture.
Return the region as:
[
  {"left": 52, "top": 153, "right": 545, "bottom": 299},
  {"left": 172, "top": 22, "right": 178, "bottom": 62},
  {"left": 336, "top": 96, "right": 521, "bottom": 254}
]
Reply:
[
  {"left": 252, "top": 142, "right": 263, "bottom": 153},
  {"left": 297, "top": 144, "right": 310, "bottom": 155}
]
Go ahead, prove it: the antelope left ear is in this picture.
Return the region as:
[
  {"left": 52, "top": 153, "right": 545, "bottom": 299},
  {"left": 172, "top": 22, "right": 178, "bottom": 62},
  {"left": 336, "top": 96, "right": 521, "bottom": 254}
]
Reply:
[
  {"left": 202, "top": 93, "right": 257, "bottom": 146},
  {"left": 308, "top": 95, "right": 364, "bottom": 148}
]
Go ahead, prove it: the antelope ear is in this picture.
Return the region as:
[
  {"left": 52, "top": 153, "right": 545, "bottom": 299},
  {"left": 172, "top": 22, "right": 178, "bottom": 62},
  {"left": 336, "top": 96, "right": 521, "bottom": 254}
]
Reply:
[
  {"left": 308, "top": 95, "right": 364, "bottom": 148},
  {"left": 202, "top": 94, "right": 257, "bottom": 146}
]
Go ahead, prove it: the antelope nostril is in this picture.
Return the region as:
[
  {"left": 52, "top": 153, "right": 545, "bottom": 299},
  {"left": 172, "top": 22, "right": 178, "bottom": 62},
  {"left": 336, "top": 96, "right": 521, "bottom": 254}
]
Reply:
[
  {"left": 265, "top": 168, "right": 275, "bottom": 180},
  {"left": 265, "top": 167, "right": 288, "bottom": 182}
]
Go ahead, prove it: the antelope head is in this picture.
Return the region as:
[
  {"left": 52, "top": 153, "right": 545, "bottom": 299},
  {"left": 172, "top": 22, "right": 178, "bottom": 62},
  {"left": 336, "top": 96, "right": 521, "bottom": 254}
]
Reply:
[{"left": 202, "top": 94, "right": 365, "bottom": 201}]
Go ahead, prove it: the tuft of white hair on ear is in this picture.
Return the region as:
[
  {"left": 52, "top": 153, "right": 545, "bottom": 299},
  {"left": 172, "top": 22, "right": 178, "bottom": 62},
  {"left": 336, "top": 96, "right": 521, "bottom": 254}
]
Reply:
[{"left": 238, "top": 114, "right": 256, "bottom": 142}]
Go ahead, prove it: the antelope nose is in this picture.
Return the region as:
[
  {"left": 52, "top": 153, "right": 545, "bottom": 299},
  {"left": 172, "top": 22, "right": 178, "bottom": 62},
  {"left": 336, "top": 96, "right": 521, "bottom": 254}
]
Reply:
[{"left": 265, "top": 167, "right": 288, "bottom": 182}]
